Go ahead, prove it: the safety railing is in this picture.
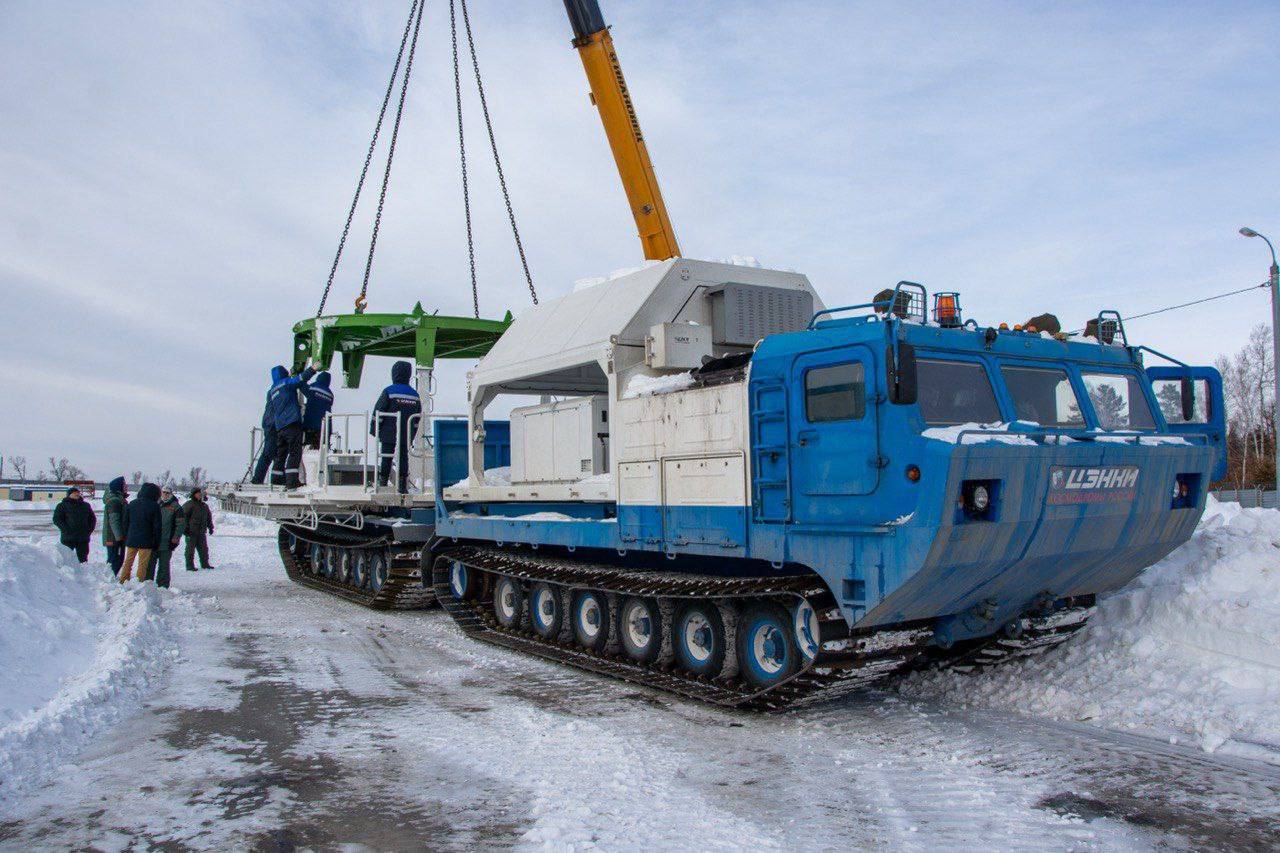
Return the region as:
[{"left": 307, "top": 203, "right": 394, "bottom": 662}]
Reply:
[{"left": 320, "top": 412, "right": 375, "bottom": 492}]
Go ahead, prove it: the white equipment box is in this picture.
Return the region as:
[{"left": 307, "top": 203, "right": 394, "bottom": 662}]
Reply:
[
  {"left": 646, "top": 322, "right": 712, "bottom": 370},
  {"left": 510, "top": 396, "right": 609, "bottom": 485}
]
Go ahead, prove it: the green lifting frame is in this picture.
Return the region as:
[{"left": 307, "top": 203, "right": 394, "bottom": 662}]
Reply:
[{"left": 291, "top": 303, "right": 513, "bottom": 388}]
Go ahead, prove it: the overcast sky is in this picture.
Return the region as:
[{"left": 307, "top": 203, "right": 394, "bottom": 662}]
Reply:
[{"left": 2, "top": 0, "right": 1278, "bottom": 481}]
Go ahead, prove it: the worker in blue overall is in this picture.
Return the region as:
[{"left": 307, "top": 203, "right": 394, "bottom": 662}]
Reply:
[
  {"left": 301, "top": 371, "right": 335, "bottom": 449},
  {"left": 269, "top": 364, "right": 316, "bottom": 489},
  {"left": 370, "top": 360, "right": 422, "bottom": 492},
  {"left": 250, "top": 366, "right": 286, "bottom": 484}
]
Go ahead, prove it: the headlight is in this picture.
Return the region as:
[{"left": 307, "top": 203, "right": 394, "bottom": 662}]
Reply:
[{"left": 969, "top": 484, "right": 990, "bottom": 513}]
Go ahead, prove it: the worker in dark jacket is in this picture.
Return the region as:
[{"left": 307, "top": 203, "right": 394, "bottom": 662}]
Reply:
[
  {"left": 182, "top": 487, "right": 215, "bottom": 571},
  {"left": 269, "top": 363, "right": 316, "bottom": 488},
  {"left": 52, "top": 486, "right": 97, "bottom": 563},
  {"left": 147, "top": 486, "right": 185, "bottom": 588},
  {"left": 301, "top": 370, "right": 335, "bottom": 450},
  {"left": 102, "top": 476, "right": 128, "bottom": 575},
  {"left": 370, "top": 360, "right": 422, "bottom": 492},
  {"left": 250, "top": 366, "right": 286, "bottom": 485},
  {"left": 119, "top": 482, "right": 162, "bottom": 583}
]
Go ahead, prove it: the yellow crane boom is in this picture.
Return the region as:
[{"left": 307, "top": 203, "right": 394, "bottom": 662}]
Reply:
[{"left": 563, "top": 1, "right": 681, "bottom": 260}]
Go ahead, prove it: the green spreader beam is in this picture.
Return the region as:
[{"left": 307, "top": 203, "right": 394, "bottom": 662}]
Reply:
[{"left": 291, "top": 302, "right": 512, "bottom": 389}]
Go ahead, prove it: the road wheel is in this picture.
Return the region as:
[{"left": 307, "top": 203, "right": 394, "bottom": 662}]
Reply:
[
  {"left": 530, "top": 582, "right": 563, "bottom": 639},
  {"left": 368, "top": 550, "right": 389, "bottom": 592},
  {"left": 737, "top": 603, "right": 800, "bottom": 690},
  {"left": 673, "top": 602, "right": 726, "bottom": 677},
  {"left": 308, "top": 543, "right": 324, "bottom": 575},
  {"left": 449, "top": 560, "right": 477, "bottom": 601},
  {"left": 493, "top": 575, "right": 525, "bottom": 629},
  {"left": 572, "top": 590, "right": 610, "bottom": 652},
  {"left": 350, "top": 550, "right": 368, "bottom": 588},
  {"left": 619, "top": 596, "right": 662, "bottom": 664}
]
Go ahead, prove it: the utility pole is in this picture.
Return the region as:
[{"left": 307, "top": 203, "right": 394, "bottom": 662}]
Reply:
[{"left": 1239, "top": 227, "right": 1280, "bottom": 497}]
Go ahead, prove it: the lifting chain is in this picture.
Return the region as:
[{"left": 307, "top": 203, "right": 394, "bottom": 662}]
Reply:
[
  {"left": 317, "top": 0, "right": 421, "bottom": 318},
  {"left": 449, "top": 0, "right": 479, "bottom": 318},
  {"left": 358, "top": 0, "right": 426, "bottom": 314},
  {"left": 457, "top": 0, "right": 538, "bottom": 305}
]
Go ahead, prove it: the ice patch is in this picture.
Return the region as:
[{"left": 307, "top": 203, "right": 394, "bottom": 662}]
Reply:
[
  {"left": 900, "top": 497, "right": 1280, "bottom": 760},
  {"left": 921, "top": 422, "right": 1038, "bottom": 446}
]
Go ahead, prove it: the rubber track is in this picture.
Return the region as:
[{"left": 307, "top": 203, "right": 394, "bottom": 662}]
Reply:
[
  {"left": 937, "top": 601, "right": 1096, "bottom": 673},
  {"left": 432, "top": 544, "right": 935, "bottom": 712},
  {"left": 277, "top": 526, "right": 433, "bottom": 610}
]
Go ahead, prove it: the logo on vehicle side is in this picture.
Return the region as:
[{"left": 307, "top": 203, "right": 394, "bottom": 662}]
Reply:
[{"left": 1048, "top": 465, "right": 1139, "bottom": 504}]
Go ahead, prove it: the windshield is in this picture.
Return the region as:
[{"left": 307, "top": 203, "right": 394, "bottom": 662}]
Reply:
[
  {"left": 1000, "top": 365, "right": 1084, "bottom": 428},
  {"left": 1080, "top": 371, "right": 1157, "bottom": 430},
  {"left": 918, "top": 359, "right": 1001, "bottom": 425}
]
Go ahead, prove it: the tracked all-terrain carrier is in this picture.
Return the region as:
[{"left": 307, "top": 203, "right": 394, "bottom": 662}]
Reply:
[{"left": 423, "top": 260, "right": 1227, "bottom": 709}]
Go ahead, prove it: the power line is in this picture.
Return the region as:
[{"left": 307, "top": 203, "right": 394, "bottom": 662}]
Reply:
[{"left": 1069, "top": 281, "right": 1268, "bottom": 334}]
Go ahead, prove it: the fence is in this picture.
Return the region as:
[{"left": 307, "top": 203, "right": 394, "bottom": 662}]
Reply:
[{"left": 1212, "top": 488, "right": 1278, "bottom": 509}]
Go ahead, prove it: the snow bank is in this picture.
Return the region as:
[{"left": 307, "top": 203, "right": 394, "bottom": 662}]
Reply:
[
  {"left": 901, "top": 497, "right": 1280, "bottom": 761},
  {"left": 0, "top": 539, "right": 178, "bottom": 801},
  {"left": 921, "top": 422, "right": 1037, "bottom": 446},
  {"left": 623, "top": 371, "right": 696, "bottom": 399}
]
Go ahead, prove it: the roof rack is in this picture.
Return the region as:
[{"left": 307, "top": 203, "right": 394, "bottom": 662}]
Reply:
[{"left": 808, "top": 280, "right": 929, "bottom": 328}]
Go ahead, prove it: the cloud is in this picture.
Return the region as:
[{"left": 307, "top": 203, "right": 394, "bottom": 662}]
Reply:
[{"left": 1, "top": 0, "right": 1277, "bottom": 479}]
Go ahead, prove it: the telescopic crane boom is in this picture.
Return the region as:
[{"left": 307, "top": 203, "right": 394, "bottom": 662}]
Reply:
[{"left": 563, "top": 0, "right": 681, "bottom": 260}]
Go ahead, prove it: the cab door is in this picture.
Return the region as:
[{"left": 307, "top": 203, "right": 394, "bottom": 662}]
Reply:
[
  {"left": 789, "top": 346, "right": 881, "bottom": 524},
  {"left": 1146, "top": 365, "right": 1227, "bottom": 481}
]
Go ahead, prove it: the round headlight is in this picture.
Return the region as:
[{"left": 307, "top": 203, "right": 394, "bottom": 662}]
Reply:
[{"left": 970, "top": 484, "right": 991, "bottom": 513}]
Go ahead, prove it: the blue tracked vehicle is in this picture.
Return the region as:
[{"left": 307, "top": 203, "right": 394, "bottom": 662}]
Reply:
[{"left": 424, "top": 260, "right": 1226, "bottom": 710}]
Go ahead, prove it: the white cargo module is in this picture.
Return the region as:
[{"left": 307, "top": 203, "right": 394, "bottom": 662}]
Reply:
[{"left": 510, "top": 396, "right": 609, "bottom": 484}]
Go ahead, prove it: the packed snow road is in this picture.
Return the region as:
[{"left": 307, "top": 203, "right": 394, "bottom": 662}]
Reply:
[{"left": 1, "top": 508, "right": 1278, "bottom": 850}]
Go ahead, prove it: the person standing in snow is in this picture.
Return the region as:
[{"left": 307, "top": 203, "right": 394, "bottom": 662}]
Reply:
[
  {"left": 182, "top": 487, "right": 215, "bottom": 572},
  {"left": 301, "top": 370, "right": 335, "bottom": 450},
  {"left": 370, "top": 360, "right": 422, "bottom": 493},
  {"left": 102, "top": 476, "right": 129, "bottom": 575},
  {"left": 52, "top": 486, "right": 96, "bottom": 563},
  {"left": 268, "top": 363, "right": 316, "bottom": 489},
  {"left": 249, "top": 366, "right": 284, "bottom": 485},
  {"left": 119, "top": 482, "right": 162, "bottom": 583},
  {"left": 146, "top": 486, "right": 185, "bottom": 588}
]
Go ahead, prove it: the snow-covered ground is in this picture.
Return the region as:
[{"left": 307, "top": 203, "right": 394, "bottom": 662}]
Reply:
[
  {"left": 902, "top": 497, "right": 1280, "bottom": 763},
  {"left": 0, "top": 502, "right": 1277, "bottom": 848}
]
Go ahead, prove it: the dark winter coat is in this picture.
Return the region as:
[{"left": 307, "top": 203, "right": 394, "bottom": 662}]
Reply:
[
  {"left": 268, "top": 365, "right": 316, "bottom": 430},
  {"left": 301, "top": 371, "right": 335, "bottom": 431},
  {"left": 182, "top": 497, "right": 215, "bottom": 537},
  {"left": 158, "top": 496, "right": 185, "bottom": 551},
  {"left": 102, "top": 477, "right": 128, "bottom": 546},
  {"left": 370, "top": 360, "right": 422, "bottom": 444},
  {"left": 53, "top": 496, "right": 96, "bottom": 545},
  {"left": 123, "top": 482, "right": 163, "bottom": 549}
]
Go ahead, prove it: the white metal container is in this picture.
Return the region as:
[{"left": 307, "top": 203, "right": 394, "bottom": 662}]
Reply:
[
  {"left": 510, "top": 396, "right": 609, "bottom": 484},
  {"left": 645, "top": 322, "right": 712, "bottom": 369}
]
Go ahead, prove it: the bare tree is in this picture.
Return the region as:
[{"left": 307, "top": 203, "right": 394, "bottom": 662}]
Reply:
[
  {"left": 187, "top": 467, "right": 207, "bottom": 490},
  {"left": 157, "top": 469, "right": 174, "bottom": 490},
  {"left": 131, "top": 470, "right": 144, "bottom": 486},
  {"left": 47, "top": 457, "right": 87, "bottom": 482},
  {"left": 1216, "top": 323, "right": 1276, "bottom": 488},
  {"left": 10, "top": 456, "right": 28, "bottom": 480}
]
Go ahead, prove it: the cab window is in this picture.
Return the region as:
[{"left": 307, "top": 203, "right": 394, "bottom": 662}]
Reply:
[
  {"left": 805, "top": 363, "right": 865, "bottom": 422},
  {"left": 1081, "top": 371, "right": 1157, "bottom": 430},
  {"left": 917, "top": 359, "right": 1001, "bottom": 425},
  {"left": 1000, "top": 365, "right": 1084, "bottom": 428},
  {"left": 1152, "top": 378, "right": 1211, "bottom": 424}
]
